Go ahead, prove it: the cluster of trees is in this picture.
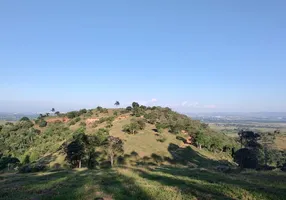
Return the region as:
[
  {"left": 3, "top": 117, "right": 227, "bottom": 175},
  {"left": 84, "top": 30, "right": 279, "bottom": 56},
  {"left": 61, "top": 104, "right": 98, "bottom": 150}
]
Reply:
[
  {"left": 122, "top": 103, "right": 236, "bottom": 154},
  {"left": 123, "top": 119, "right": 146, "bottom": 134},
  {"left": 64, "top": 128, "right": 123, "bottom": 168},
  {"left": 233, "top": 130, "right": 286, "bottom": 170},
  {"left": 0, "top": 117, "right": 73, "bottom": 167}
]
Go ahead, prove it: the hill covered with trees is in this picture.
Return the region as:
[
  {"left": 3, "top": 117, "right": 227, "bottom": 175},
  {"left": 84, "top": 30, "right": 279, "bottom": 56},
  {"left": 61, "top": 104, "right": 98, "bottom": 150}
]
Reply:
[{"left": 1, "top": 103, "right": 286, "bottom": 199}]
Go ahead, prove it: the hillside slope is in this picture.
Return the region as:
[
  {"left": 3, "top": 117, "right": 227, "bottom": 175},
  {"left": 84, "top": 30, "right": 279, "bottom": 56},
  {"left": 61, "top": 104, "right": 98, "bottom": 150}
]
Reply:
[{"left": 0, "top": 105, "right": 237, "bottom": 169}]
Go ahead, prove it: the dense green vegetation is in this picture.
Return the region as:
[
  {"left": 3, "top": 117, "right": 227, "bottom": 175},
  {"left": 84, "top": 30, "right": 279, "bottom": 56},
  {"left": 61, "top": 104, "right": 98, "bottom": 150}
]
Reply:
[{"left": 1, "top": 103, "right": 286, "bottom": 199}]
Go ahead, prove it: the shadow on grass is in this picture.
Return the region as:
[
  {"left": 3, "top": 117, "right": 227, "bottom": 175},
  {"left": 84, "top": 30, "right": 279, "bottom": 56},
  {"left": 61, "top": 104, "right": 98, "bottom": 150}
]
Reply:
[
  {"left": 167, "top": 143, "right": 230, "bottom": 167},
  {"left": 129, "top": 166, "right": 286, "bottom": 200},
  {"left": 0, "top": 169, "right": 152, "bottom": 200}
]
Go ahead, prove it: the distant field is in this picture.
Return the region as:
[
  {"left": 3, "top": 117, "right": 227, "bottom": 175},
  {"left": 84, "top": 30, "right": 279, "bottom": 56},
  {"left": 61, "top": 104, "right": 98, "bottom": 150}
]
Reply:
[
  {"left": 0, "top": 120, "right": 7, "bottom": 125},
  {"left": 209, "top": 122, "right": 286, "bottom": 134},
  {"left": 209, "top": 122, "right": 286, "bottom": 150}
]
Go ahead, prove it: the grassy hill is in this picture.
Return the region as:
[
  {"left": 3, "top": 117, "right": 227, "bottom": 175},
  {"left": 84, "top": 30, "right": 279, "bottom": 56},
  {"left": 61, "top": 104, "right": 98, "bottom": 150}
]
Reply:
[{"left": 1, "top": 105, "right": 286, "bottom": 199}]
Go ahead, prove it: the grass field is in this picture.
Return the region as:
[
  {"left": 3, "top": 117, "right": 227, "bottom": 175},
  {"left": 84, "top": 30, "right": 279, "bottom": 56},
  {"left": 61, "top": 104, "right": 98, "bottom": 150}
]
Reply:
[
  {"left": 1, "top": 166, "right": 286, "bottom": 200},
  {"left": 209, "top": 122, "right": 286, "bottom": 150}
]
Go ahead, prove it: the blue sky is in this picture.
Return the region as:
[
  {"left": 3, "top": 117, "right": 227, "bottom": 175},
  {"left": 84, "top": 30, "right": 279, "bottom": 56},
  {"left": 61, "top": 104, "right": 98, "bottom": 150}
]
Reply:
[{"left": 0, "top": 1, "right": 285, "bottom": 113}]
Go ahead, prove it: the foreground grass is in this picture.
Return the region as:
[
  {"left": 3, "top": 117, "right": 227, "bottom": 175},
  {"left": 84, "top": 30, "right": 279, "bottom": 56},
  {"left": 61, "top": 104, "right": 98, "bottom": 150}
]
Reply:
[{"left": 1, "top": 167, "right": 286, "bottom": 200}]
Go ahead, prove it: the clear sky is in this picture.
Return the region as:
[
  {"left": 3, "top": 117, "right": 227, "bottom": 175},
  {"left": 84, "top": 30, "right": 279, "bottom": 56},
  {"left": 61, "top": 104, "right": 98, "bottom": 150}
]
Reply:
[{"left": 0, "top": 1, "right": 285, "bottom": 113}]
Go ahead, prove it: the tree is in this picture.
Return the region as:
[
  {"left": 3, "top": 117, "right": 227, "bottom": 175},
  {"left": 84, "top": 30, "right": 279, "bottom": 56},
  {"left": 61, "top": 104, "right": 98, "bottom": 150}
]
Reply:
[
  {"left": 155, "top": 123, "right": 163, "bottom": 133},
  {"left": 39, "top": 120, "right": 47, "bottom": 127},
  {"left": 105, "top": 136, "right": 124, "bottom": 167},
  {"left": 260, "top": 132, "right": 276, "bottom": 167},
  {"left": 65, "top": 134, "right": 85, "bottom": 168},
  {"left": 126, "top": 106, "right": 132, "bottom": 111},
  {"left": 23, "top": 155, "right": 30, "bottom": 164},
  {"left": 55, "top": 111, "right": 60, "bottom": 116},
  {"left": 194, "top": 131, "right": 209, "bottom": 149},
  {"left": 123, "top": 121, "right": 140, "bottom": 134},
  {"left": 79, "top": 109, "right": 87, "bottom": 115},
  {"left": 135, "top": 119, "right": 146, "bottom": 130},
  {"left": 132, "top": 102, "right": 139, "bottom": 108},
  {"left": 238, "top": 130, "right": 260, "bottom": 148},
  {"left": 132, "top": 107, "right": 145, "bottom": 117},
  {"left": 20, "top": 117, "right": 30, "bottom": 121},
  {"left": 114, "top": 101, "right": 120, "bottom": 107},
  {"left": 67, "top": 111, "right": 78, "bottom": 119},
  {"left": 38, "top": 114, "right": 44, "bottom": 119},
  {"left": 234, "top": 148, "right": 260, "bottom": 169},
  {"left": 51, "top": 108, "right": 55, "bottom": 112}
]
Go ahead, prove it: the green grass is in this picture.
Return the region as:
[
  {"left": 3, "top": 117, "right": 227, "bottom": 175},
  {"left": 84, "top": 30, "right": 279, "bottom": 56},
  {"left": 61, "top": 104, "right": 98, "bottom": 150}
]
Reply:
[{"left": 1, "top": 167, "right": 286, "bottom": 200}]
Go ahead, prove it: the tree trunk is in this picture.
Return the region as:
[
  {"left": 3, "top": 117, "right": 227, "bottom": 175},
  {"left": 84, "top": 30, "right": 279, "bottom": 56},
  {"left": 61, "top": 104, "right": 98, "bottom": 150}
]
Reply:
[
  {"left": 110, "top": 155, "right": 114, "bottom": 167},
  {"left": 79, "top": 160, "right": 82, "bottom": 168},
  {"left": 199, "top": 144, "right": 202, "bottom": 150}
]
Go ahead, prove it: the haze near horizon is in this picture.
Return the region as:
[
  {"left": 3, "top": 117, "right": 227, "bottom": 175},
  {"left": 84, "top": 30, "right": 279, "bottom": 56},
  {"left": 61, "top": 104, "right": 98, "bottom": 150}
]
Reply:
[{"left": 1, "top": 1, "right": 285, "bottom": 113}]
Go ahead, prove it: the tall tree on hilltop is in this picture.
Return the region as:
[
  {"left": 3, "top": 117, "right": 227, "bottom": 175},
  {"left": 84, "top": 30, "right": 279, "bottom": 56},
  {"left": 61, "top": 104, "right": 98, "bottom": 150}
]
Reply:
[
  {"left": 114, "top": 101, "right": 120, "bottom": 107},
  {"left": 132, "top": 102, "right": 139, "bottom": 108}
]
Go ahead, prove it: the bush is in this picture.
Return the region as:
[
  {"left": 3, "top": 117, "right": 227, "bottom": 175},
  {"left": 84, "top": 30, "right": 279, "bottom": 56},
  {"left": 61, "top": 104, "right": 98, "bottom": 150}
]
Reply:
[
  {"left": 18, "top": 120, "right": 34, "bottom": 129},
  {"left": 0, "top": 156, "right": 20, "bottom": 170},
  {"left": 39, "top": 120, "right": 47, "bottom": 127},
  {"left": 79, "top": 109, "right": 87, "bottom": 115},
  {"left": 68, "top": 120, "right": 76, "bottom": 126},
  {"left": 120, "top": 109, "right": 129, "bottom": 114},
  {"left": 20, "top": 117, "right": 30, "bottom": 121},
  {"left": 156, "top": 135, "right": 167, "bottom": 143},
  {"left": 75, "top": 117, "right": 81, "bottom": 122},
  {"left": 79, "top": 122, "right": 86, "bottom": 126},
  {"left": 136, "top": 119, "right": 146, "bottom": 130},
  {"left": 19, "top": 164, "right": 46, "bottom": 173},
  {"left": 126, "top": 106, "right": 132, "bottom": 111},
  {"left": 66, "top": 111, "right": 79, "bottom": 119},
  {"left": 123, "top": 119, "right": 146, "bottom": 134},
  {"left": 106, "top": 121, "right": 113, "bottom": 128}
]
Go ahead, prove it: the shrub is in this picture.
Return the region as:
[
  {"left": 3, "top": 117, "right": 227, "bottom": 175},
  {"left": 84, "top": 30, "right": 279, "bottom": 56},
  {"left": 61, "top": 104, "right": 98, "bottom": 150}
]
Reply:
[
  {"left": 79, "top": 109, "right": 87, "bottom": 115},
  {"left": 156, "top": 135, "right": 167, "bottom": 143},
  {"left": 99, "top": 117, "right": 106, "bottom": 123},
  {"left": 123, "top": 119, "right": 146, "bottom": 134},
  {"left": 66, "top": 111, "right": 79, "bottom": 119},
  {"left": 68, "top": 120, "right": 76, "bottom": 126},
  {"left": 19, "top": 164, "right": 46, "bottom": 173},
  {"left": 120, "top": 109, "right": 129, "bottom": 114},
  {"left": 136, "top": 119, "right": 146, "bottom": 130},
  {"left": 39, "top": 120, "right": 47, "bottom": 127},
  {"left": 79, "top": 122, "right": 86, "bottom": 126},
  {"left": 126, "top": 106, "right": 132, "bottom": 111},
  {"left": 92, "top": 122, "right": 98, "bottom": 128},
  {"left": 106, "top": 121, "right": 113, "bottom": 128},
  {"left": 74, "top": 117, "right": 81, "bottom": 122},
  {"left": 18, "top": 120, "right": 34, "bottom": 129},
  {"left": 20, "top": 117, "right": 30, "bottom": 121}
]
